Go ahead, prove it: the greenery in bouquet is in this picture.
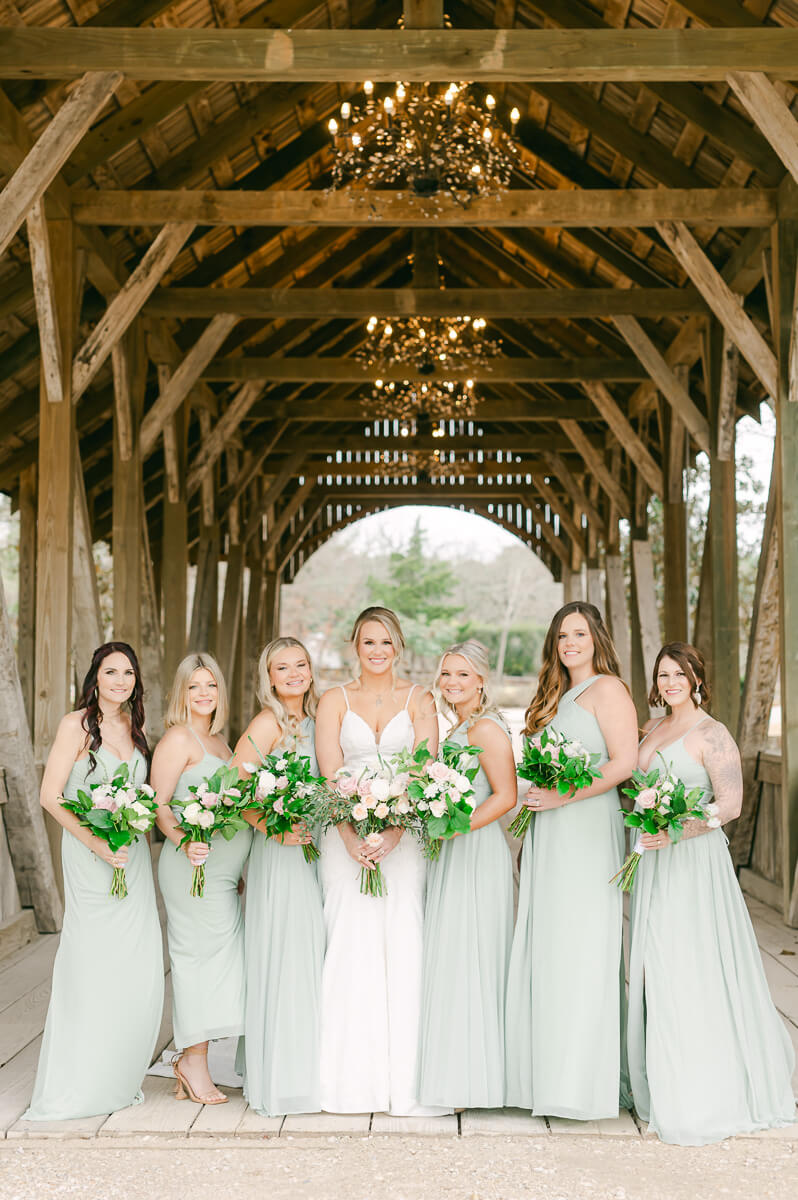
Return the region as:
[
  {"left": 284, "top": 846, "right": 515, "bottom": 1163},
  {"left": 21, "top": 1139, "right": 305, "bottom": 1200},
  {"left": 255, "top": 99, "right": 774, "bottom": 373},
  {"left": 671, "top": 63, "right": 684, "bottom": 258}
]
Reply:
[
  {"left": 61, "top": 761, "right": 157, "bottom": 899},
  {"left": 508, "top": 726, "right": 603, "bottom": 839},
  {"left": 395, "top": 737, "right": 481, "bottom": 859},
  {"left": 172, "top": 763, "right": 249, "bottom": 896},
  {"left": 241, "top": 740, "right": 327, "bottom": 864}
]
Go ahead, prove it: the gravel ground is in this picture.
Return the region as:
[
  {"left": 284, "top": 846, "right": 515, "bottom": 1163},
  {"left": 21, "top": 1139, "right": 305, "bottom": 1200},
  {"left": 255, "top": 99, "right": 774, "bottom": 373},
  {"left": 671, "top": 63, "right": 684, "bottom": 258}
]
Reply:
[{"left": 1, "top": 1134, "right": 797, "bottom": 1200}]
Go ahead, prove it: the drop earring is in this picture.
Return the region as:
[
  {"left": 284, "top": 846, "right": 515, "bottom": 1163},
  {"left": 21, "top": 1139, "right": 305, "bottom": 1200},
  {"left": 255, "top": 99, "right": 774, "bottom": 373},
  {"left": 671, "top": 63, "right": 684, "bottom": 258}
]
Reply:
[{"left": 694, "top": 685, "right": 702, "bottom": 705}]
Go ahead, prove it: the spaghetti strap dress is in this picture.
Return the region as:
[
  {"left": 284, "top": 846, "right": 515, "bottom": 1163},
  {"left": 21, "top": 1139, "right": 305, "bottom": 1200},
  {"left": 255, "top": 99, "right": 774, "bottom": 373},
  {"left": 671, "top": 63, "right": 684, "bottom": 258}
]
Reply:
[
  {"left": 505, "top": 675, "right": 630, "bottom": 1118},
  {"left": 239, "top": 716, "right": 325, "bottom": 1116},
  {"left": 628, "top": 721, "right": 796, "bottom": 1145},
  {"left": 25, "top": 747, "right": 163, "bottom": 1120},
  {"left": 157, "top": 729, "right": 252, "bottom": 1050},
  {"left": 417, "top": 714, "right": 514, "bottom": 1109}
]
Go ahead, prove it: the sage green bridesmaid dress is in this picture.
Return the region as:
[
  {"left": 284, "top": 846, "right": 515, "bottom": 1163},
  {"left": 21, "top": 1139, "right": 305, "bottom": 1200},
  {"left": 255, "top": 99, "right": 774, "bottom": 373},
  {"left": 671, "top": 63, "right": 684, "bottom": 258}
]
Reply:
[
  {"left": 628, "top": 720, "right": 796, "bottom": 1145},
  {"left": 25, "top": 747, "right": 163, "bottom": 1120},
  {"left": 505, "top": 675, "right": 630, "bottom": 1118},
  {"left": 157, "top": 729, "right": 252, "bottom": 1050},
  {"left": 417, "top": 715, "right": 514, "bottom": 1109},
  {"left": 238, "top": 717, "right": 325, "bottom": 1116}
]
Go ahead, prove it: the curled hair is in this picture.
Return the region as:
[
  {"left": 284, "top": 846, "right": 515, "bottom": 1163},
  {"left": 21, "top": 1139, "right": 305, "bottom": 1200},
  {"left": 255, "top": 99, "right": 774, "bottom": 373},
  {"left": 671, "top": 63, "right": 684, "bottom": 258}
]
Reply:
[
  {"left": 648, "top": 642, "right": 711, "bottom": 710},
  {"left": 256, "top": 636, "right": 319, "bottom": 740},
  {"left": 525, "top": 602, "right": 623, "bottom": 737},
  {"left": 165, "top": 652, "right": 228, "bottom": 734},
  {"left": 76, "top": 642, "right": 149, "bottom": 774},
  {"left": 434, "top": 639, "right": 508, "bottom": 732},
  {"left": 350, "top": 606, "right": 405, "bottom": 662}
]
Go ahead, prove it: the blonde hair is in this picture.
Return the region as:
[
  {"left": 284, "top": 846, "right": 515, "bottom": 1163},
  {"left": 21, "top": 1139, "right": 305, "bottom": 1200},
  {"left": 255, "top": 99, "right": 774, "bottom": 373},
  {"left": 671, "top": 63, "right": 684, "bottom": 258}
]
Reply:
[
  {"left": 525, "top": 602, "right": 623, "bottom": 737},
  {"left": 350, "top": 606, "right": 405, "bottom": 662},
  {"left": 256, "top": 636, "right": 318, "bottom": 739},
  {"left": 435, "top": 639, "right": 508, "bottom": 732},
  {"left": 165, "top": 652, "right": 228, "bottom": 735}
]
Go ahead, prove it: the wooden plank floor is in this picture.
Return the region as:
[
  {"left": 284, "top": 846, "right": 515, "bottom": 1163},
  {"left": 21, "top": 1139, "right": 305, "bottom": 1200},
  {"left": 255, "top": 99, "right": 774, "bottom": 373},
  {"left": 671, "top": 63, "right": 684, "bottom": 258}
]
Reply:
[{"left": 1, "top": 891, "right": 796, "bottom": 1142}]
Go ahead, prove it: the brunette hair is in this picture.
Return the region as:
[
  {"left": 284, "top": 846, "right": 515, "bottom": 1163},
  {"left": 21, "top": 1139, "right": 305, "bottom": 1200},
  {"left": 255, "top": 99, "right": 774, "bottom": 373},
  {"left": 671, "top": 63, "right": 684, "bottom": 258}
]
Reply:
[
  {"left": 524, "top": 602, "right": 623, "bottom": 737},
  {"left": 256, "top": 636, "right": 319, "bottom": 739},
  {"left": 434, "top": 639, "right": 508, "bottom": 732},
  {"left": 648, "top": 642, "right": 711, "bottom": 710},
  {"left": 165, "top": 652, "right": 228, "bottom": 734},
  {"left": 76, "top": 642, "right": 149, "bottom": 774},
  {"left": 350, "top": 606, "right": 405, "bottom": 661}
]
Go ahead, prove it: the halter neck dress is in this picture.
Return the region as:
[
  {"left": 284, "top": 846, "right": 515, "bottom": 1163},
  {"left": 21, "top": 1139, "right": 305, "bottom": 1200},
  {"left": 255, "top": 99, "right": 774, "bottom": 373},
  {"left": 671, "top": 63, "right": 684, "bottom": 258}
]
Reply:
[
  {"left": 157, "top": 726, "right": 252, "bottom": 1050},
  {"left": 25, "top": 746, "right": 163, "bottom": 1121},
  {"left": 238, "top": 716, "right": 325, "bottom": 1116},
  {"left": 318, "top": 686, "right": 447, "bottom": 1117},
  {"left": 628, "top": 717, "right": 796, "bottom": 1145},
  {"left": 505, "top": 675, "right": 631, "bottom": 1118},
  {"left": 417, "top": 714, "right": 514, "bottom": 1109}
]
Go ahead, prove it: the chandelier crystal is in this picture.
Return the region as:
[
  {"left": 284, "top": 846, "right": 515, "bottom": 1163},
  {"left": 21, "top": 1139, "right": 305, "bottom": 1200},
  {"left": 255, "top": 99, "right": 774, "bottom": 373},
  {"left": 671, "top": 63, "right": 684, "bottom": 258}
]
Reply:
[
  {"left": 368, "top": 448, "right": 466, "bottom": 479},
  {"left": 328, "top": 81, "right": 520, "bottom": 205}
]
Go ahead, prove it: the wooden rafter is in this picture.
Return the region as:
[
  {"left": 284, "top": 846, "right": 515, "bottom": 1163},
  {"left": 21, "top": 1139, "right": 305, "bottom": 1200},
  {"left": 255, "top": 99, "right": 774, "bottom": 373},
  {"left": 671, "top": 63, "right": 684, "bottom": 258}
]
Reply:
[{"left": 201, "top": 356, "right": 648, "bottom": 384}]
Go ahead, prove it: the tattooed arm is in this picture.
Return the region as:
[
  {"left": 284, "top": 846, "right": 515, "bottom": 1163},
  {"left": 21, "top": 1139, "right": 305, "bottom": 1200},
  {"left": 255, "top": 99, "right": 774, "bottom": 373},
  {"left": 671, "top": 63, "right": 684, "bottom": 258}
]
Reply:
[{"left": 681, "top": 719, "right": 743, "bottom": 839}]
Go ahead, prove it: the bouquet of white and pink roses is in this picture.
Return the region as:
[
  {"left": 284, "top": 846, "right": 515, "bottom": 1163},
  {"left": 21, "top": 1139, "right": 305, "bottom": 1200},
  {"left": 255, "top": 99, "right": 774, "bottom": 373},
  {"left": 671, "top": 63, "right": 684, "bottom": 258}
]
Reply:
[
  {"left": 395, "top": 738, "right": 481, "bottom": 859},
  {"left": 240, "top": 742, "right": 327, "bottom": 864},
  {"left": 611, "top": 760, "right": 714, "bottom": 892},
  {"left": 508, "top": 726, "right": 603, "bottom": 839},
  {"left": 172, "top": 763, "right": 249, "bottom": 897},
  {"left": 319, "top": 759, "right": 415, "bottom": 897},
  {"left": 61, "top": 761, "right": 157, "bottom": 899}
]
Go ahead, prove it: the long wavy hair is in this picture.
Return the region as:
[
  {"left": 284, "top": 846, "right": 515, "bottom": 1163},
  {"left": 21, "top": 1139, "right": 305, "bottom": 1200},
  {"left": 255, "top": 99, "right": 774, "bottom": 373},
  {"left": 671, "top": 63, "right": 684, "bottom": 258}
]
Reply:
[
  {"left": 257, "top": 636, "right": 319, "bottom": 740},
  {"left": 524, "top": 602, "right": 623, "bottom": 737},
  {"left": 76, "top": 642, "right": 149, "bottom": 774},
  {"left": 648, "top": 642, "right": 712, "bottom": 710},
  {"left": 165, "top": 652, "right": 228, "bottom": 735},
  {"left": 434, "top": 639, "right": 508, "bottom": 733}
]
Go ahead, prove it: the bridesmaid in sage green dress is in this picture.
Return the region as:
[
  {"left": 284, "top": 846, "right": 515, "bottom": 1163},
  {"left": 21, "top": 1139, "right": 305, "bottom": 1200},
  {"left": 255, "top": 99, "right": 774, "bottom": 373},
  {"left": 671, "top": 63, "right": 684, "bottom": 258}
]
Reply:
[
  {"left": 505, "top": 602, "right": 638, "bottom": 1119},
  {"left": 628, "top": 642, "right": 795, "bottom": 1145},
  {"left": 417, "top": 640, "right": 516, "bottom": 1110},
  {"left": 231, "top": 636, "right": 325, "bottom": 1117},
  {"left": 26, "top": 643, "right": 163, "bottom": 1121},
  {"left": 153, "top": 653, "right": 252, "bottom": 1106}
]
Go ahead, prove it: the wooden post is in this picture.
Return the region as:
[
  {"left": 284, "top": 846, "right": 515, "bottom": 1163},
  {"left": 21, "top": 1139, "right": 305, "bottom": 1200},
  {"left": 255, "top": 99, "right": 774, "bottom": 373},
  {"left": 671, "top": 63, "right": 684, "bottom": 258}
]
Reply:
[
  {"left": 243, "top": 545, "right": 265, "bottom": 724},
  {"left": 17, "top": 464, "right": 36, "bottom": 728},
  {"left": 218, "top": 542, "right": 244, "bottom": 689},
  {"left": 111, "top": 323, "right": 145, "bottom": 648},
  {"left": 629, "top": 479, "right": 659, "bottom": 724},
  {"left": 772, "top": 218, "right": 798, "bottom": 924},
  {"left": 262, "top": 566, "right": 281, "bottom": 646},
  {"left": 161, "top": 387, "right": 188, "bottom": 687},
  {"left": 71, "top": 458, "right": 103, "bottom": 676},
  {"left": 139, "top": 511, "right": 164, "bottom": 739},
  {"left": 661, "top": 388, "right": 689, "bottom": 643},
  {"left": 229, "top": 579, "right": 248, "bottom": 740},
  {"left": 604, "top": 518, "right": 630, "bottom": 684}
]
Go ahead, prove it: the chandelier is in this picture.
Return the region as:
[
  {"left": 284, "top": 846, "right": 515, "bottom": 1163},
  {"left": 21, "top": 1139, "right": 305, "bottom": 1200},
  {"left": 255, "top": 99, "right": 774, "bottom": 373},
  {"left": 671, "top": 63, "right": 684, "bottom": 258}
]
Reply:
[
  {"left": 356, "top": 313, "right": 501, "bottom": 423},
  {"left": 368, "top": 448, "right": 465, "bottom": 480},
  {"left": 328, "top": 81, "right": 520, "bottom": 205}
]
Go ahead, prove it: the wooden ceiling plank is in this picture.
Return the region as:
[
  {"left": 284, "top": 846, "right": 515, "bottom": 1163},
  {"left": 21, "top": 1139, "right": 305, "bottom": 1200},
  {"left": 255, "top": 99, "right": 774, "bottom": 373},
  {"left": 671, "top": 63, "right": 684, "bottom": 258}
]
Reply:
[{"left": 201, "top": 356, "right": 648, "bottom": 383}]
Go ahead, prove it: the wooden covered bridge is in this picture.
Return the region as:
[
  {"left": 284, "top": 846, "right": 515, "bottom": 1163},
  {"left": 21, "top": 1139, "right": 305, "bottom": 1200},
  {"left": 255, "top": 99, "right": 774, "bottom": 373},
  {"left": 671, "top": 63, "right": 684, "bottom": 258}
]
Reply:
[{"left": 0, "top": 0, "right": 796, "bottom": 957}]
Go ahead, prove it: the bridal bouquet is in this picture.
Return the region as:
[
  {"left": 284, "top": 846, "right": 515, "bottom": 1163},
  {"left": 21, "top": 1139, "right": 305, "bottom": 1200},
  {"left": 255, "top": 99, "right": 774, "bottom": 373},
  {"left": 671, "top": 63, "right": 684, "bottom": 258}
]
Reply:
[
  {"left": 240, "top": 742, "right": 327, "bottom": 864},
  {"left": 395, "top": 738, "right": 481, "bottom": 859},
  {"left": 172, "top": 763, "right": 249, "bottom": 897},
  {"left": 319, "top": 759, "right": 415, "bottom": 897},
  {"left": 508, "top": 727, "right": 603, "bottom": 839},
  {"left": 610, "top": 761, "right": 716, "bottom": 892},
  {"left": 61, "top": 761, "right": 157, "bottom": 899}
]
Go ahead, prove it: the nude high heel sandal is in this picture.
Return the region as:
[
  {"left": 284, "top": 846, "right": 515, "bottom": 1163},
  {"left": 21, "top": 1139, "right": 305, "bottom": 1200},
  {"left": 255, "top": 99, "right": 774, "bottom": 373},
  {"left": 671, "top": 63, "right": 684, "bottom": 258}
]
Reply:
[{"left": 171, "top": 1051, "right": 229, "bottom": 1105}]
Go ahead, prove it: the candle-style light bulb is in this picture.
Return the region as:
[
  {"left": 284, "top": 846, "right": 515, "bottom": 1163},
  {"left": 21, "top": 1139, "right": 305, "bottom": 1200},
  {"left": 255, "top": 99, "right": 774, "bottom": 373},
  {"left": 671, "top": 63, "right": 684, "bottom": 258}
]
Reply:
[
  {"left": 328, "top": 118, "right": 338, "bottom": 137},
  {"left": 364, "top": 80, "right": 374, "bottom": 97},
  {"left": 486, "top": 93, "right": 496, "bottom": 110},
  {"left": 510, "top": 106, "right": 520, "bottom": 126},
  {"left": 396, "top": 83, "right": 406, "bottom": 102},
  {"left": 384, "top": 323, "right": 393, "bottom": 337},
  {"left": 341, "top": 102, "right": 351, "bottom": 121},
  {"left": 351, "top": 132, "right": 362, "bottom": 148},
  {"left": 384, "top": 96, "right": 394, "bottom": 114}
]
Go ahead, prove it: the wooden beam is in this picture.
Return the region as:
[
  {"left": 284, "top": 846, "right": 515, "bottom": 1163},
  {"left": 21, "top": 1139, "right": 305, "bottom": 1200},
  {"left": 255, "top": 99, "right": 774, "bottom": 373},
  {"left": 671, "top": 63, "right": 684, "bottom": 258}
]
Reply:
[
  {"left": 0, "top": 70, "right": 121, "bottom": 258},
  {"left": 185, "top": 382, "right": 262, "bottom": 497},
  {"left": 543, "top": 451, "right": 603, "bottom": 531},
  {"left": 139, "top": 313, "right": 238, "bottom": 457},
  {"left": 71, "top": 187, "right": 776, "bottom": 229},
  {"left": 72, "top": 222, "right": 195, "bottom": 404},
  {"left": 244, "top": 450, "right": 308, "bottom": 543},
  {"left": 727, "top": 72, "right": 798, "bottom": 188},
  {"left": 111, "top": 326, "right": 145, "bottom": 647},
  {"left": 144, "top": 285, "right": 710, "bottom": 320},
  {"left": 203, "top": 356, "right": 648, "bottom": 384},
  {"left": 263, "top": 477, "right": 317, "bottom": 555},
  {"left": 4, "top": 28, "right": 798, "bottom": 82},
  {"left": 656, "top": 220, "right": 778, "bottom": 400},
  {"left": 26, "top": 200, "right": 64, "bottom": 405},
  {"left": 612, "top": 314, "right": 711, "bottom": 453},
  {"left": 161, "top": 394, "right": 188, "bottom": 684},
  {"left": 581, "top": 380, "right": 663, "bottom": 495},
  {"left": 71, "top": 458, "right": 103, "bottom": 677},
  {"left": 16, "top": 464, "right": 36, "bottom": 728},
  {"left": 217, "top": 542, "right": 244, "bottom": 689},
  {"left": 717, "top": 330, "right": 739, "bottom": 462},
  {"left": 560, "top": 421, "right": 630, "bottom": 518}
]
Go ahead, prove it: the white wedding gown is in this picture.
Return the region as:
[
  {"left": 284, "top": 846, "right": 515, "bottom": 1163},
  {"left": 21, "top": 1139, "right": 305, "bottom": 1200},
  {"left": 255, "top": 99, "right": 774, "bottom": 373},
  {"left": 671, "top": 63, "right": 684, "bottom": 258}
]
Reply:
[{"left": 318, "top": 686, "right": 448, "bottom": 1116}]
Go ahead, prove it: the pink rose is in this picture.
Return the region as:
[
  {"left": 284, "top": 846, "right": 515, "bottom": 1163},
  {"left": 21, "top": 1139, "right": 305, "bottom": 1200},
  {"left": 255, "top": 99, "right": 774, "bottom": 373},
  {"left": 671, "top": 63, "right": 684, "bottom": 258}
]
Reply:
[
  {"left": 351, "top": 802, "right": 368, "bottom": 822},
  {"left": 637, "top": 788, "right": 658, "bottom": 810},
  {"left": 357, "top": 778, "right": 373, "bottom": 799},
  {"left": 274, "top": 798, "right": 285, "bottom": 815},
  {"left": 374, "top": 802, "right": 390, "bottom": 819},
  {"left": 201, "top": 791, "right": 219, "bottom": 808},
  {"left": 337, "top": 774, "right": 358, "bottom": 798},
  {"left": 429, "top": 761, "right": 449, "bottom": 782},
  {"left": 94, "top": 794, "right": 116, "bottom": 812}
]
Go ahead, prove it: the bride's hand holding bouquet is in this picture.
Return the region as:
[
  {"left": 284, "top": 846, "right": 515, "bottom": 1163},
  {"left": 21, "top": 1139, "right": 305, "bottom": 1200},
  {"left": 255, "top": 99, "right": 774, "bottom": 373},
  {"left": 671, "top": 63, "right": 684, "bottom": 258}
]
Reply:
[{"left": 319, "top": 761, "right": 414, "bottom": 897}]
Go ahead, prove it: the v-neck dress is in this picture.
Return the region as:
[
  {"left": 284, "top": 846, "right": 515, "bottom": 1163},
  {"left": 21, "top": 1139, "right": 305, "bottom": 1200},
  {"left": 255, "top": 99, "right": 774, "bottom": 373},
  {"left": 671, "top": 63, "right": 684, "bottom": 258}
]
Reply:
[
  {"left": 504, "top": 676, "right": 631, "bottom": 1118},
  {"left": 157, "top": 732, "right": 252, "bottom": 1050},
  {"left": 25, "top": 746, "right": 163, "bottom": 1121},
  {"left": 628, "top": 721, "right": 796, "bottom": 1145}
]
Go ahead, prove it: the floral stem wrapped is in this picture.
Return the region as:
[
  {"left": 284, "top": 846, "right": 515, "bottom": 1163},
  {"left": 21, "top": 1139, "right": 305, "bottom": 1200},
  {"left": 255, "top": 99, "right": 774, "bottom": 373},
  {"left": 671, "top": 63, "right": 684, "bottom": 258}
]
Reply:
[
  {"left": 395, "top": 738, "right": 481, "bottom": 859},
  {"left": 317, "top": 756, "right": 415, "bottom": 897},
  {"left": 60, "top": 761, "right": 157, "bottom": 899},
  {"left": 508, "top": 727, "right": 603, "bottom": 838},
  {"left": 172, "top": 764, "right": 249, "bottom": 897},
  {"left": 240, "top": 736, "right": 327, "bottom": 864},
  {"left": 611, "top": 758, "right": 713, "bottom": 892}
]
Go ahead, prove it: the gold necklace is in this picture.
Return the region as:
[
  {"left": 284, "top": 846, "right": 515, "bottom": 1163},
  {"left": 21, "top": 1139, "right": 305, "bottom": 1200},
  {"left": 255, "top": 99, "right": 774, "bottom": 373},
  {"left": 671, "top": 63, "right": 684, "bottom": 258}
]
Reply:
[{"left": 358, "top": 680, "right": 394, "bottom": 709}]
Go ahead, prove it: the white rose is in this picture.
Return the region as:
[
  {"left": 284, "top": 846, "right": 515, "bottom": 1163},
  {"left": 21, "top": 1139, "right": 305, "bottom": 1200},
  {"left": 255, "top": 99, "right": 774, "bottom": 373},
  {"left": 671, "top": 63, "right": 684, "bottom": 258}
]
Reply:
[
  {"left": 563, "top": 743, "right": 584, "bottom": 759},
  {"left": 424, "top": 782, "right": 440, "bottom": 798},
  {"left": 275, "top": 776, "right": 289, "bottom": 791},
  {"left": 183, "top": 801, "right": 204, "bottom": 824},
  {"left": 454, "top": 773, "right": 471, "bottom": 792},
  {"left": 93, "top": 784, "right": 113, "bottom": 803},
  {"left": 257, "top": 770, "right": 277, "bottom": 796},
  {"left": 131, "top": 801, "right": 149, "bottom": 816},
  {"left": 351, "top": 802, "right": 368, "bottom": 822},
  {"left": 275, "top": 758, "right": 288, "bottom": 770},
  {"left": 395, "top": 798, "right": 411, "bottom": 815},
  {"left": 417, "top": 800, "right": 429, "bottom": 812},
  {"left": 197, "top": 780, "right": 208, "bottom": 797},
  {"left": 429, "top": 799, "right": 446, "bottom": 819},
  {"left": 448, "top": 788, "right": 461, "bottom": 804},
  {"left": 365, "top": 832, "right": 383, "bottom": 847},
  {"left": 659, "top": 778, "right": 675, "bottom": 793},
  {"left": 131, "top": 817, "right": 150, "bottom": 832},
  {"left": 196, "top": 809, "right": 215, "bottom": 829},
  {"left": 370, "top": 778, "right": 390, "bottom": 803},
  {"left": 374, "top": 802, "right": 390, "bottom": 819},
  {"left": 388, "top": 777, "right": 405, "bottom": 798},
  {"left": 139, "top": 783, "right": 155, "bottom": 798}
]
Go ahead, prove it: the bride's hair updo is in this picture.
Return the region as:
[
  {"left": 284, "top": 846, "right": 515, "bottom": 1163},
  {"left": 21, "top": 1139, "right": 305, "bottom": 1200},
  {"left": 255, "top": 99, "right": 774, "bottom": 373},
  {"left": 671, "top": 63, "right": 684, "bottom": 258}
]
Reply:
[
  {"left": 350, "top": 606, "right": 406, "bottom": 662},
  {"left": 525, "top": 602, "right": 623, "bottom": 737},
  {"left": 434, "top": 639, "right": 508, "bottom": 732},
  {"left": 257, "top": 636, "right": 319, "bottom": 738}
]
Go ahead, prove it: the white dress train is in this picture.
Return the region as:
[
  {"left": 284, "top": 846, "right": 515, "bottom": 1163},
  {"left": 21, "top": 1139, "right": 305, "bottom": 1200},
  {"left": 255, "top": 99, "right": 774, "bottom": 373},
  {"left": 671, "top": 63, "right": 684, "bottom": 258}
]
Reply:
[{"left": 318, "top": 686, "right": 448, "bottom": 1117}]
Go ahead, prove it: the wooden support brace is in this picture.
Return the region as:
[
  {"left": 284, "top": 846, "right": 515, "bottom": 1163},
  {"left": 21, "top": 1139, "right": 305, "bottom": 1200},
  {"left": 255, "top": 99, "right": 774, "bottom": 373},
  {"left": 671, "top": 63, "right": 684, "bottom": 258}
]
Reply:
[
  {"left": 717, "top": 330, "right": 739, "bottom": 461},
  {"left": 263, "top": 477, "right": 317, "bottom": 557},
  {"left": 560, "top": 419, "right": 629, "bottom": 518},
  {"left": 581, "top": 380, "right": 663, "bottom": 495},
  {"left": 186, "top": 381, "right": 262, "bottom": 496},
  {"left": 26, "top": 199, "right": 64, "bottom": 405},
  {"left": 726, "top": 72, "right": 798, "bottom": 188},
  {"left": 542, "top": 452, "right": 603, "bottom": 531},
  {"left": 245, "top": 450, "right": 309, "bottom": 543}
]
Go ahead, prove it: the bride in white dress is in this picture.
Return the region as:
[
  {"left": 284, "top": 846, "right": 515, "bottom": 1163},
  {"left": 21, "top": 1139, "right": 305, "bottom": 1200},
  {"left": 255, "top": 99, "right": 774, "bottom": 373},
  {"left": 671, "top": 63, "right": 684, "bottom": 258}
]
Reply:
[{"left": 315, "top": 607, "right": 446, "bottom": 1116}]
